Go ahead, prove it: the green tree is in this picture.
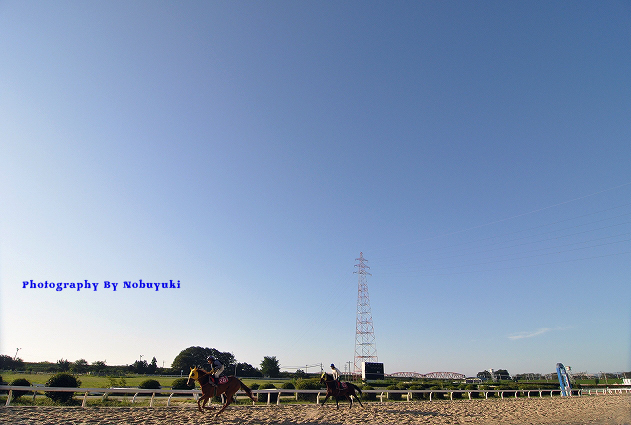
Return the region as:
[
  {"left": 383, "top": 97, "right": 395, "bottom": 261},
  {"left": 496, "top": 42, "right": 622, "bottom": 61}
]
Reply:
[
  {"left": 0, "top": 354, "right": 24, "bottom": 370},
  {"left": 91, "top": 360, "right": 107, "bottom": 374},
  {"left": 71, "top": 359, "right": 89, "bottom": 374},
  {"left": 130, "top": 360, "right": 148, "bottom": 374},
  {"left": 260, "top": 356, "right": 280, "bottom": 378},
  {"left": 57, "top": 359, "right": 71, "bottom": 372},
  {"left": 293, "top": 369, "right": 308, "bottom": 379},
  {"left": 147, "top": 357, "right": 158, "bottom": 374},
  {"left": 236, "top": 362, "right": 262, "bottom": 377},
  {"left": 171, "top": 346, "right": 235, "bottom": 373}
]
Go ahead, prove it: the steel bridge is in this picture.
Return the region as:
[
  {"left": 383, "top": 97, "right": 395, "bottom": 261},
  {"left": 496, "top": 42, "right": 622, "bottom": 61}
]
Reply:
[{"left": 388, "top": 371, "right": 466, "bottom": 380}]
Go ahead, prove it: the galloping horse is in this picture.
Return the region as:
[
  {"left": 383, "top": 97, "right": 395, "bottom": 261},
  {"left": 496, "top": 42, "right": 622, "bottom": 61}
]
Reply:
[
  {"left": 319, "top": 372, "right": 363, "bottom": 409},
  {"left": 187, "top": 367, "right": 257, "bottom": 415}
]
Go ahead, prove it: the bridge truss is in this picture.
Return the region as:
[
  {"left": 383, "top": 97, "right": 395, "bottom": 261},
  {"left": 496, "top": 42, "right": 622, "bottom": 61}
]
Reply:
[{"left": 389, "top": 371, "right": 466, "bottom": 380}]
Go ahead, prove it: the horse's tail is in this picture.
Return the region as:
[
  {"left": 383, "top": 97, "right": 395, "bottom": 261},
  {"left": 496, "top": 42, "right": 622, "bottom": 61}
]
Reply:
[
  {"left": 240, "top": 380, "right": 257, "bottom": 402},
  {"left": 350, "top": 383, "right": 362, "bottom": 395}
]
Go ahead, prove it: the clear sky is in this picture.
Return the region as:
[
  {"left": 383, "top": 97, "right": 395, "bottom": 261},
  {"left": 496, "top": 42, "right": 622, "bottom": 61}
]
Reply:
[{"left": 1, "top": 1, "right": 630, "bottom": 378}]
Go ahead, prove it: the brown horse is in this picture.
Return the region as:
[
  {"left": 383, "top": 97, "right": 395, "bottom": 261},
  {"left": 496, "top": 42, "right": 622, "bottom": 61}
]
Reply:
[
  {"left": 187, "top": 367, "right": 257, "bottom": 415},
  {"left": 319, "top": 372, "right": 363, "bottom": 409}
]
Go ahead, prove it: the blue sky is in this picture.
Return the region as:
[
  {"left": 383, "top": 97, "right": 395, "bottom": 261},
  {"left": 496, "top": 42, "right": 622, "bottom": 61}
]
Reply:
[{"left": 1, "top": 1, "right": 630, "bottom": 377}]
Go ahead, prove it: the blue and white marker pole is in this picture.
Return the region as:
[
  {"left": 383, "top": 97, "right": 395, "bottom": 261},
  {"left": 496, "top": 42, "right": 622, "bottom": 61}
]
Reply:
[{"left": 556, "top": 363, "right": 572, "bottom": 396}]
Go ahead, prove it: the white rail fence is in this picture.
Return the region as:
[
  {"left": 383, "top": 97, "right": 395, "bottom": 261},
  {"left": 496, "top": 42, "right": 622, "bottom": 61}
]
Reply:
[{"left": 1, "top": 385, "right": 629, "bottom": 407}]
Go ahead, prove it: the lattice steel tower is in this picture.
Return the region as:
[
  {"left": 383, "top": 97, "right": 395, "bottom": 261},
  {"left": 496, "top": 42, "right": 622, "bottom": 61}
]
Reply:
[{"left": 353, "top": 252, "right": 378, "bottom": 377}]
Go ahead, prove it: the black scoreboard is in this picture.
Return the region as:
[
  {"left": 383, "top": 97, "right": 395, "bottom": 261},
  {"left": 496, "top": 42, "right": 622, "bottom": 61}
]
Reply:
[{"left": 361, "top": 362, "right": 384, "bottom": 380}]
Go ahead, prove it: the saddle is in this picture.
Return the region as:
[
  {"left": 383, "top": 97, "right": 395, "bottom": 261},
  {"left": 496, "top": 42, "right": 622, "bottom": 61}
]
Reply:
[
  {"left": 209, "top": 374, "right": 229, "bottom": 386},
  {"left": 333, "top": 380, "right": 347, "bottom": 392}
]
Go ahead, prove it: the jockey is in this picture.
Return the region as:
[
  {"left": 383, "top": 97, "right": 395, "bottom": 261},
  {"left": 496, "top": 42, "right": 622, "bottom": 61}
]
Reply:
[
  {"left": 330, "top": 363, "right": 341, "bottom": 380},
  {"left": 207, "top": 356, "right": 224, "bottom": 385},
  {"left": 330, "top": 363, "right": 342, "bottom": 389}
]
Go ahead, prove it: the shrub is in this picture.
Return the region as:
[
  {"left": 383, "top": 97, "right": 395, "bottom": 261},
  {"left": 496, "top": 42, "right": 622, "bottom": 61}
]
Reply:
[
  {"left": 360, "top": 384, "right": 376, "bottom": 401},
  {"left": 10, "top": 378, "right": 31, "bottom": 399},
  {"left": 295, "top": 379, "right": 320, "bottom": 401},
  {"left": 497, "top": 385, "right": 516, "bottom": 398},
  {"left": 386, "top": 385, "right": 401, "bottom": 400},
  {"left": 281, "top": 382, "right": 295, "bottom": 390},
  {"left": 429, "top": 386, "right": 444, "bottom": 400},
  {"left": 45, "top": 373, "right": 81, "bottom": 404},
  {"left": 465, "top": 384, "right": 480, "bottom": 398},
  {"left": 138, "top": 379, "right": 161, "bottom": 390},
  {"left": 171, "top": 378, "right": 194, "bottom": 390},
  {"left": 409, "top": 384, "right": 428, "bottom": 400},
  {"left": 249, "top": 383, "right": 260, "bottom": 390},
  {"left": 256, "top": 383, "right": 277, "bottom": 403}
]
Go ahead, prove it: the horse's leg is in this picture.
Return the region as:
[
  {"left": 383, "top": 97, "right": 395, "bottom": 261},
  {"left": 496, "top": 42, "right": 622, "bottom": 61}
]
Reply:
[
  {"left": 215, "top": 397, "right": 230, "bottom": 416},
  {"left": 320, "top": 394, "right": 330, "bottom": 406},
  {"left": 198, "top": 392, "right": 211, "bottom": 412},
  {"left": 355, "top": 391, "right": 364, "bottom": 407},
  {"left": 347, "top": 394, "right": 353, "bottom": 408},
  {"left": 335, "top": 396, "right": 340, "bottom": 409},
  {"left": 202, "top": 394, "right": 215, "bottom": 411},
  {"left": 201, "top": 386, "right": 216, "bottom": 411},
  {"left": 215, "top": 386, "right": 236, "bottom": 416}
]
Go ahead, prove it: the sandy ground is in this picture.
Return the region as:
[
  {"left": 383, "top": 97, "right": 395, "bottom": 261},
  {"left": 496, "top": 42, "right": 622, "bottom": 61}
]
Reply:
[{"left": 1, "top": 395, "right": 630, "bottom": 425}]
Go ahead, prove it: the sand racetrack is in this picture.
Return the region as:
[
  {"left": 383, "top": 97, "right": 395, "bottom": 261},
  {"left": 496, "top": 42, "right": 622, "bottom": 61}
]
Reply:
[{"left": 1, "top": 395, "right": 630, "bottom": 424}]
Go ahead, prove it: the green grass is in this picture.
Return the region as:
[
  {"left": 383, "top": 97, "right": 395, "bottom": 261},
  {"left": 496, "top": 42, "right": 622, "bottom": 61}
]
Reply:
[
  {"left": 0, "top": 373, "right": 310, "bottom": 391},
  {"left": 0, "top": 373, "right": 187, "bottom": 388}
]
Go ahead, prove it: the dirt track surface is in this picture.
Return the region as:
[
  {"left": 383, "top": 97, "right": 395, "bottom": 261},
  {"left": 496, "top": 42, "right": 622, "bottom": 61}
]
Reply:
[{"left": 1, "top": 395, "right": 630, "bottom": 424}]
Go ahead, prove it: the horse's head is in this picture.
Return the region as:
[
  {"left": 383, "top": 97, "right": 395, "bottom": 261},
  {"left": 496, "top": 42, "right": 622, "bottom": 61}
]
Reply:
[
  {"left": 187, "top": 367, "right": 199, "bottom": 386},
  {"left": 320, "top": 372, "right": 328, "bottom": 383}
]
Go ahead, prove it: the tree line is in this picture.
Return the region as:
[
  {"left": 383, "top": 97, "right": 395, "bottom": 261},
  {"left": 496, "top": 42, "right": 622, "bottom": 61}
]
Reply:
[{"left": 1, "top": 347, "right": 282, "bottom": 378}]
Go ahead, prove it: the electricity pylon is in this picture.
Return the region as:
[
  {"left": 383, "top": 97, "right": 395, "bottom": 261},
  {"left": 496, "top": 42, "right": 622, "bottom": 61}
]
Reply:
[{"left": 353, "top": 252, "right": 378, "bottom": 378}]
